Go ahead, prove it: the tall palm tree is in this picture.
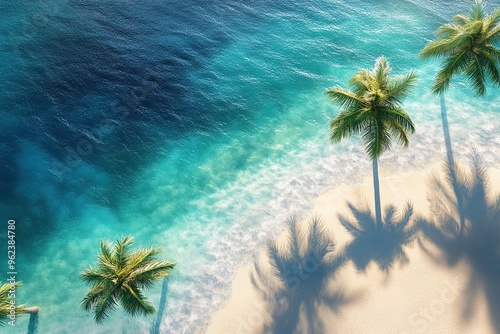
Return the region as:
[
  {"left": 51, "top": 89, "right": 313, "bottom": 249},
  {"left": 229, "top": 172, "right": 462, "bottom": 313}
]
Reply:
[
  {"left": 81, "top": 235, "right": 175, "bottom": 324},
  {"left": 326, "top": 56, "right": 416, "bottom": 228},
  {"left": 419, "top": 1, "right": 499, "bottom": 232},
  {"left": 0, "top": 281, "right": 39, "bottom": 327},
  {"left": 419, "top": 0, "right": 500, "bottom": 96}
]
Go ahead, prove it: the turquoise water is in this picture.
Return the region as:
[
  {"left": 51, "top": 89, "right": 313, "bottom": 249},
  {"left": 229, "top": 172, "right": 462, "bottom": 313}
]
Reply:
[{"left": 1, "top": 1, "right": 499, "bottom": 333}]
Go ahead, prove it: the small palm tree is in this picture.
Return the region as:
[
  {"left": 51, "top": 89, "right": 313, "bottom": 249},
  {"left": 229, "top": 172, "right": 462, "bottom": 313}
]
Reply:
[
  {"left": 326, "top": 56, "right": 416, "bottom": 227},
  {"left": 419, "top": 0, "right": 500, "bottom": 96},
  {"left": 0, "top": 281, "right": 39, "bottom": 327},
  {"left": 81, "top": 235, "right": 175, "bottom": 323}
]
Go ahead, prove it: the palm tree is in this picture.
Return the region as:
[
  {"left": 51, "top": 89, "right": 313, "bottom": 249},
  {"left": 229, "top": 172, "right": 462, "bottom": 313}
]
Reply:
[
  {"left": 419, "top": 0, "right": 500, "bottom": 96},
  {"left": 419, "top": 1, "right": 500, "bottom": 231},
  {"left": 0, "top": 281, "right": 39, "bottom": 327},
  {"left": 326, "top": 56, "right": 416, "bottom": 228},
  {"left": 81, "top": 235, "right": 175, "bottom": 324}
]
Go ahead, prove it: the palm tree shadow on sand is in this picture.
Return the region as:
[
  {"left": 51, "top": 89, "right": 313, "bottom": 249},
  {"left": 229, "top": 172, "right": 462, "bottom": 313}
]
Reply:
[
  {"left": 250, "top": 217, "right": 357, "bottom": 334},
  {"left": 339, "top": 201, "right": 416, "bottom": 272},
  {"left": 417, "top": 152, "right": 500, "bottom": 332}
]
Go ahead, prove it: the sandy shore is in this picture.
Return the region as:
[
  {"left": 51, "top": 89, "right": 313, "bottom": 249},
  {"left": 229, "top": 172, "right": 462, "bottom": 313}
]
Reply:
[{"left": 207, "top": 159, "right": 500, "bottom": 334}]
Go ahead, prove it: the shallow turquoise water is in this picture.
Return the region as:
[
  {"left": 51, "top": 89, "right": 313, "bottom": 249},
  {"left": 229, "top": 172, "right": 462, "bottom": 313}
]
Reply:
[{"left": 1, "top": 1, "right": 499, "bottom": 333}]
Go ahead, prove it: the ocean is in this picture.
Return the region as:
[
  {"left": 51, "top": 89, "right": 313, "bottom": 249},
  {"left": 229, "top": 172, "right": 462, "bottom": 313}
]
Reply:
[{"left": 1, "top": 0, "right": 499, "bottom": 333}]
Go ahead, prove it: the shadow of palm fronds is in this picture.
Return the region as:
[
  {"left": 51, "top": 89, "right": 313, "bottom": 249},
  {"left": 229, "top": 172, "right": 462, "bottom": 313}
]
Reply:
[
  {"left": 251, "top": 216, "right": 353, "bottom": 334},
  {"left": 339, "top": 201, "right": 416, "bottom": 272},
  {"left": 417, "top": 152, "right": 500, "bottom": 331}
]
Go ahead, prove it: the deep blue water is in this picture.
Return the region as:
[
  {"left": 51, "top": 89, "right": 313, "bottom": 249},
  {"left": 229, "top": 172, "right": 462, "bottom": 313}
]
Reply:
[{"left": 1, "top": 0, "right": 499, "bottom": 333}]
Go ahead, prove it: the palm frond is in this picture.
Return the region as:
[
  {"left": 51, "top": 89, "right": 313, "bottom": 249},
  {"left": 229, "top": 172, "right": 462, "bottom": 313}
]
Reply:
[
  {"left": 0, "top": 282, "right": 25, "bottom": 327},
  {"left": 479, "top": 49, "right": 500, "bottom": 85},
  {"left": 385, "top": 118, "right": 411, "bottom": 148},
  {"left": 81, "top": 267, "right": 112, "bottom": 286},
  {"left": 0, "top": 281, "right": 20, "bottom": 299},
  {"left": 483, "top": 6, "right": 500, "bottom": 33},
  {"left": 383, "top": 107, "right": 416, "bottom": 134},
  {"left": 120, "top": 284, "right": 155, "bottom": 316},
  {"left": 93, "top": 289, "right": 119, "bottom": 324},
  {"left": 431, "top": 48, "right": 472, "bottom": 94},
  {"left": 419, "top": 40, "right": 455, "bottom": 59},
  {"left": 349, "top": 69, "right": 373, "bottom": 95},
  {"left": 465, "top": 54, "right": 487, "bottom": 95},
  {"left": 386, "top": 71, "right": 417, "bottom": 104},
  {"left": 419, "top": 29, "right": 473, "bottom": 59},
  {"left": 115, "top": 235, "right": 134, "bottom": 270},
  {"left": 325, "top": 87, "right": 363, "bottom": 109},
  {"left": 99, "top": 240, "right": 115, "bottom": 266},
  {"left": 421, "top": 20, "right": 482, "bottom": 59},
  {"left": 392, "top": 111, "right": 416, "bottom": 134},
  {"left": 363, "top": 117, "right": 391, "bottom": 160},
  {"left": 125, "top": 246, "right": 161, "bottom": 271},
  {"left": 435, "top": 23, "right": 462, "bottom": 39},
  {"left": 330, "top": 108, "right": 369, "bottom": 143},
  {"left": 372, "top": 56, "right": 390, "bottom": 90},
  {"left": 469, "top": 0, "right": 486, "bottom": 21},
  {"left": 81, "top": 283, "right": 108, "bottom": 312},
  {"left": 129, "top": 261, "right": 175, "bottom": 289},
  {"left": 466, "top": 19, "right": 485, "bottom": 35},
  {"left": 487, "top": 22, "right": 500, "bottom": 41},
  {"left": 451, "top": 14, "right": 471, "bottom": 26}
]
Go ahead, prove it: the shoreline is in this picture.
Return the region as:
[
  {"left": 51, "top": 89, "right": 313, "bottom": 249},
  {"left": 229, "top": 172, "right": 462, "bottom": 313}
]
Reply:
[{"left": 207, "top": 160, "right": 500, "bottom": 334}]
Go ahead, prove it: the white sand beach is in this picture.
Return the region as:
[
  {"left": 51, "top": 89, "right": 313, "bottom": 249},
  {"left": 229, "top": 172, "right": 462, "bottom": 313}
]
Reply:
[{"left": 208, "top": 160, "right": 500, "bottom": 334}]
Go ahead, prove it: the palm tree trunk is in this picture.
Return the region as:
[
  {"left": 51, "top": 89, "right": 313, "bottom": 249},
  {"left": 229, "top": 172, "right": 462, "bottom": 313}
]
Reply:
[
  {"left": 440, "top": 94, "right": 465, "bottom": 233},
  {"left": 24, "top": 306, "right": 39, "bottom": 314},
  {"left": 440, "top": 94, "right": 454, "bottom": 166},
  {"left": 372, "top": 158, "right": 383, "bottom": 228}
]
